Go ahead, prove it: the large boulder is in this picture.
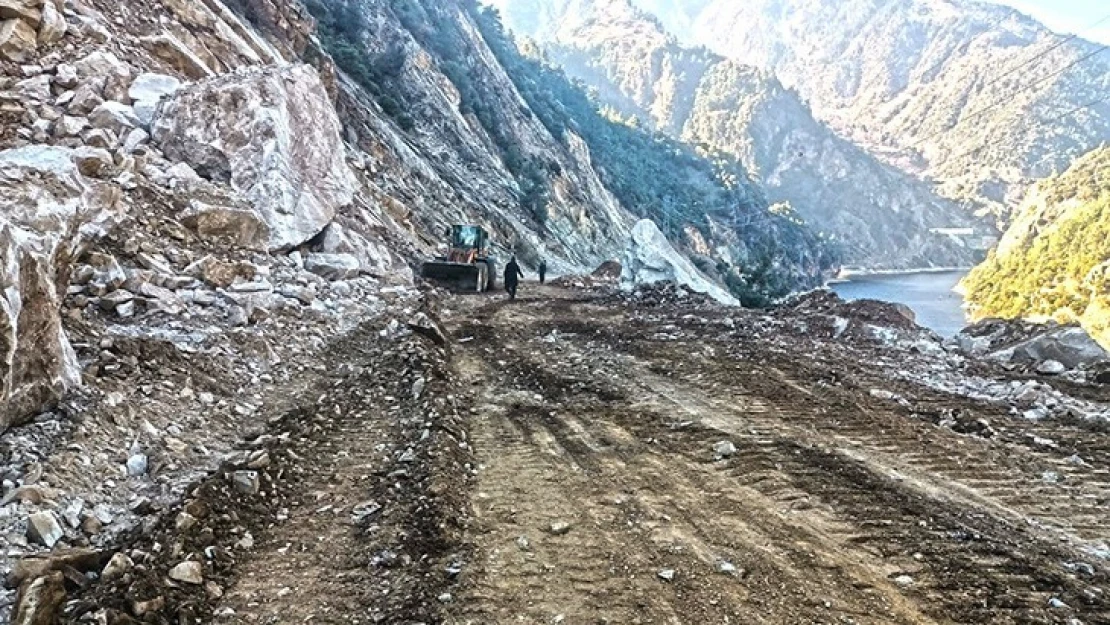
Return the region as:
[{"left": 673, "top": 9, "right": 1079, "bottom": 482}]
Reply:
[
  {"left": 128, "top": 72, "right": 182, "bottom": 127},
  {"left": 73, "top": 49, "right": 132, "bottom": 101},
  {"left": 0, "top": 0, "right": 42, "bottom": 25},
  {"left": 151, "top": 64, "right": 357, "bottom": 250},
  {"left": 37, "top": 0, "right": 65, "bottom": 45},
  {"left": 304, "top": 253, "right": 360, "bottom": 281},
  {"left": 1010, "top": 327, "right": 1109, "bottom": 370},
  {"left": 180, "top": 200, "right": 270, "bottom": 249},
  {"left": 88, "top": 101, "right": 140, "bottom": 136},
  {"left": 317, "top": 222, "right": 410, "bottom": 281},
  {"left": 0, "top": 17, "right": 37, "bottom": 63},
  {"left": 0, "top": 146, "right": 119, "bottom": 431},
  {"left": 621, "top": 219, "right": 739, "bottom": 306}
]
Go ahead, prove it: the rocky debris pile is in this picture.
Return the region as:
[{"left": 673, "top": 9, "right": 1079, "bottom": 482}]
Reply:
[
  {"left": 622, "top": 281, "right": 723, "bottom": 309},
  {"left": 957, "top": 319, "right": 1110, "bottom": 375},
  {"left": 0, "top": 14, "right": 416, "bottom": 622},
  {"left": 0, "top": 93, "right": 416, "bottom": 617},
  {"left": 614, "top": 279, "right": 1110, "bottom": 427},
  {"left": 0, "top": 276, "right": 414, "bottom": 622},
  {"left": 16, "top": 316, "right": 475, "bottom": 624},
  {"left": 548, "top": 260, "right": 623, "bottom": 290},
  {"left": 0, "top": 38, "right": 408, "bottom": 416},
  {"left": 782, "top": 289, "right": 919, "bottom": 333},
  {"left": 621, "top": 220, "right": 739, "bottom": 306},
  {"left": 0, "top": 0, "right": 65, "bottom": 65}
]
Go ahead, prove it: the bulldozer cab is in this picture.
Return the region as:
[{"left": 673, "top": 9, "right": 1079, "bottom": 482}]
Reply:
[
  {"left": 445, "top": 225, "right": 489, "bottom": 264},
  {"left": 450, "top": 225, "right": 487, "bottom": 251}
]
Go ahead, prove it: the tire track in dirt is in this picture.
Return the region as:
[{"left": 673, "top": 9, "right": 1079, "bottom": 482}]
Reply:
[
  {"left": 216, "top": 331, "right": 471, "bottom": 624},
  {"left": 446, "top": 297, "right": 937, "bottom": 624},
  {"left": 445, "top": 290, "right": 1109, "bottom": 624}
]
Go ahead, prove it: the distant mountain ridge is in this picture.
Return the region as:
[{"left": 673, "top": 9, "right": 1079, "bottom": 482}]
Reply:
[
  {"left": 624, "top": 0, "right": 1110, "bottom": 221},
  {"left": 488, "top": 0, "right": 984, "bottom": 269}
]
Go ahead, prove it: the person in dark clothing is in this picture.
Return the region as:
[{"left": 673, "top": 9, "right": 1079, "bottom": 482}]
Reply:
[
  {"left": 504, "top": 256, "right": 525, "bottom": 300},
  {"left": 538, "top": 259, "right": 548, "bottom": 285}
]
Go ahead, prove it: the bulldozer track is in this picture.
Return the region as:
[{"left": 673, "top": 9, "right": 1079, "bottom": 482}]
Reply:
[{"left": 445, "top": 289, "right": 1110, "bottom": 624}]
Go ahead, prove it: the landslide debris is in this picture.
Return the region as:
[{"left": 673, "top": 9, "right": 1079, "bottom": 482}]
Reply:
[{"left": 20, "top": 316, "right": 473, "bottom": 624}]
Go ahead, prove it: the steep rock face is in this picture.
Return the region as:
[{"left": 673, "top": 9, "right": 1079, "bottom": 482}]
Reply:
[
  {"left": 0, "top": 146, "right": 120, "bottom": 428},
  {"left": 963, "top": 147, "right": 1110, "bottom": 347},
  {"left": 326, "top": 0, "right": 633, "bottom": 271},
  {"left": 624, "top": 0, "right": 1110, "bottom": 221},
  {"left": 492, "top": 0, "right": 981, "bottom": 269},
  {"left": 622, "top": 219, "right": 738, "bottom": 305},
  {"left": 682, "top": 62, "right": 976, "bottom": 269},
  {"left": 313, "top": 0, "right": 833, "bottom": 294},
  {"left": 152, "top": 64, "right": 358, "bottom": 251}
]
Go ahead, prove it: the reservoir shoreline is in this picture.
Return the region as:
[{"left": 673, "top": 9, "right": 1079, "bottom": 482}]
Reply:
[{"left": 829, "top": 270, "right": 971, "bottom": 337}]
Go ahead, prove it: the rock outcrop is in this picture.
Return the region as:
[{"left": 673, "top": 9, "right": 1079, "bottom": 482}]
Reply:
[
  {"left": 622, "top": 219, "right": 739, "bottom": 306},
  {"left": 0, "top": 145, "right": 119, "bottom": 429},
  {"left": 960, "top": 320, "right": 1110, "bottom": 372},
  {"left": 152, "top": 64, "right": 357, "bottom": 251}
]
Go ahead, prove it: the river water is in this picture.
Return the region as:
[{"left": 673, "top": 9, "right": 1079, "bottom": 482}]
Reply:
[{"left": 830, "top": 271, "right": 970, "bottom": 337}]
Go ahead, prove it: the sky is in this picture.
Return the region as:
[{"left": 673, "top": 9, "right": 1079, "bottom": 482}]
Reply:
[{"left": 993, "top": 0, "right": 1110, "bottom": 44}]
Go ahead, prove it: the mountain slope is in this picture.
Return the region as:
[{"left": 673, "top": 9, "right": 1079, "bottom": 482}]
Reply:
[
  {"left": 624, "top": 0, "right": 1110, "bottom": 220},
  {"left": 293, "top": 0, "right": 836, "bottom": 300},
  {"left": 489, "top": 0, "right": 983, "bottom": 269},
  {"left": 0, "top": 0, "right": 835, "bottom": 431},
  {"left": 962, "top": 146, "right": 1110, "bottom": 345}
]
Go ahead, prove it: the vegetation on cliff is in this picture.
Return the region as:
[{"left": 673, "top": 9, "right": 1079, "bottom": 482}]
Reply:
[{"left": 963, "top": 147, "right": 1110, "bottom": 342}]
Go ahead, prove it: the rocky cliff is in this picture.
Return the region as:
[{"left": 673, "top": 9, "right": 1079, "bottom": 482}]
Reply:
[
  {"left": 490, "top": 0, "right": 984, "bottom": 269},
  {"left": 0, "top": 0, "right": 835, "bottom": 430},
  {"left": 963, "top": 146, "right": 1110, "bottom": 346},
  {"left": 622, "top": 0, "right": 1110, "bottom": 222}
]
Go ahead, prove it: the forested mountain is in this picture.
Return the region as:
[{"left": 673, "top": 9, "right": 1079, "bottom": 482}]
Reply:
[
  {"left": 622, "top": 0, "right": 1110, "bottom": 222},
  {"left": 488, "top": 0, "right": 984, "bottom": 269},
  {"left": 963, "top": 146, "right": 1110, "bottom": 345},
  {"left": 303, "top": 0, "right": 836, "bottom": 302}
]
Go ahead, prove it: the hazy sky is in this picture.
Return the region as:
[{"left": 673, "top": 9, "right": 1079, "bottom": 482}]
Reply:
[{"left": 994, "top": 0, "right": 1110, "bottom": 43}]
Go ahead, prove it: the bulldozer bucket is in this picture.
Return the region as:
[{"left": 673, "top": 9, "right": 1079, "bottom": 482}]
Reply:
[{"left": 421, "top": 261, "right": 488, "bottom": 292}]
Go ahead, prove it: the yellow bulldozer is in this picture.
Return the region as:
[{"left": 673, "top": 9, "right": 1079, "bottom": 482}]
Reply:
[{"left": 421, "top": 225, "right": 498, "bottom": 292}]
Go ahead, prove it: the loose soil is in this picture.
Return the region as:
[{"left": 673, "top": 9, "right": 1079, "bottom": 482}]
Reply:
[{"left": 46, "top": 285, "right": 1110, "bottom": 624}]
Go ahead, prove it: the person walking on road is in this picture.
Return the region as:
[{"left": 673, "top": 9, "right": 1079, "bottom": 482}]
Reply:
[
  {"left": 538, "top": 259, "right": 548, "bottom": 285},
  {"left": 504, "top": 255, "right": 525, "bottom": 300}
]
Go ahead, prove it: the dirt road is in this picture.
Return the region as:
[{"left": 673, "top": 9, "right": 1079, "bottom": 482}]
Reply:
[
  {"left": 442, "top": 287, "right": 1109, "bottom": 624},
  {"left": 49, "top": 285, "right": 1109, "bottom": 624}
]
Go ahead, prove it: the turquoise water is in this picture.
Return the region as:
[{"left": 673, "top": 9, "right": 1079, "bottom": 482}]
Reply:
[{"left": 830, "top": 271, "right": 970, "bottom": 336}]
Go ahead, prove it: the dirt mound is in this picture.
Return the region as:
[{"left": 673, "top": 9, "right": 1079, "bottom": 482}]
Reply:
[
  {"left": 591, "top": 260, "right": 622, "bottom": 279},
  {"left": 782, "top": 289, "right": 919, "bottom": 330}
]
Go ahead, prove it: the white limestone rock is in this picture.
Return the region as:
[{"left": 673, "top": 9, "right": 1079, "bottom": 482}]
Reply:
[
  {"left": 152, "top": 64, "right": 357, "bottom": 250},
  {"left": 0, "top": 145, "right": 121, "bottom": 430},
  {"left": 621, "top": 219, "right": 739, "bottom": 306}
]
